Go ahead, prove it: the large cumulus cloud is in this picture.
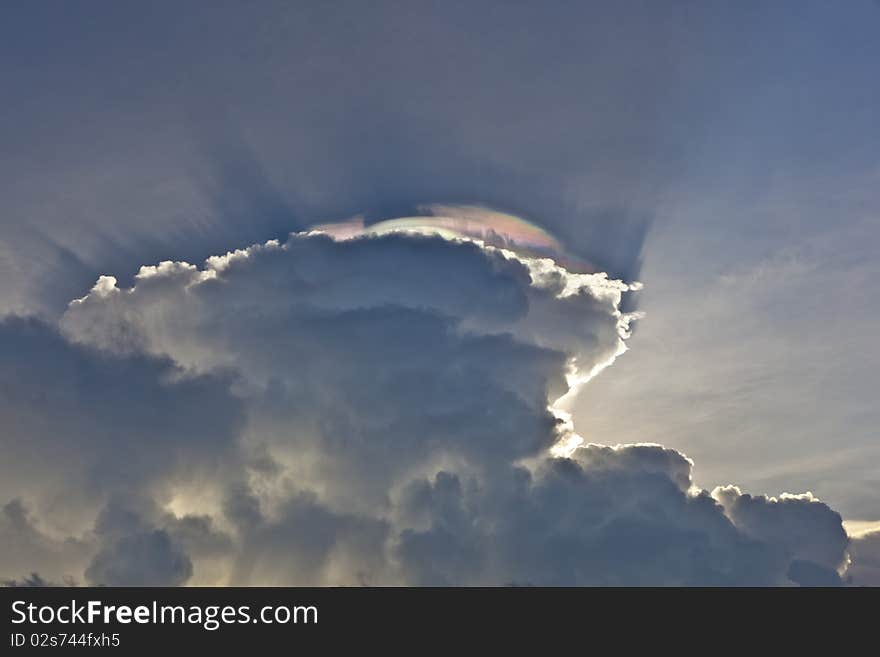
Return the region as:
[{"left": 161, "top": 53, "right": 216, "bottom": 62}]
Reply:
[
  {"left": 0, "top": 316, "right": 245, "bottom": 585},
  {"left": 0, "top": 223, "right": 864, "bottom": 585}
]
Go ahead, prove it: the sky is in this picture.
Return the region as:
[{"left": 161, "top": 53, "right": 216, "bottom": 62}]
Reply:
[{"left": 1, "top": 1, "right": 878, "bottom": 585}]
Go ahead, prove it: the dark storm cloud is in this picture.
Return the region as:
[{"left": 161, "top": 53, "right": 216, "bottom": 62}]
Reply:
[
  {"left": 0, "top": 317, "right": 245, "bottom": 584},
  {"left": 0, "top": 229, "right": 841, "bottom": 585},
  {"left": 394, "top": 445, "right": 849, "bottom": 586},
  {"left": 1, "top": 1, "right": 878, "bottom": 587},
  {"left": 60, "top": 232, "right": 602, "bottom": 513},
  {"left": 0, "top": 318, "right": 245, "bottom": 502},
  {"left": 86, "top": 529, "right": 193, "bottom": 587},
  {"left": 82, "top": 497, "right": 234, "bottom": 586},
  {"left": 225, "top": 489, "right": 392, "bottom": 586}
]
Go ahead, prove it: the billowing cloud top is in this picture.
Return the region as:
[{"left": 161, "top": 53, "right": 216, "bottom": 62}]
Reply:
[{"left": 0, "top": 211, "right": 864, "bottom": 586}]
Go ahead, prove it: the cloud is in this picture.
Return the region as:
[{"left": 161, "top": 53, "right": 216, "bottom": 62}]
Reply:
[
  {"left": 0, "top": 223, "right": 866, "bottom": 585},
  {"left": 0, "top": 499, "right": 89, "bottom": 586},
  {"left": 2, "top": 573, "right": 56, "bottom": 587},
  {"left": 0, "top": 317, "right": 245, "bottom": 514},
  {"left": 0, "top": 316, "right": 245, "bottom": 585},
  {"left": 60, "top": 228, "right": 635, "bottom": 507},
  {"left": 86, "top": 529, "right": 192, "bottom": 587},
  {"left": 846, "top": 530, "right": 880, "bottom": 586},
  {"left": 712, "top": 487, "right": 848, "bottom": 576},
  {"left": 394, "top": 445, "right": 846, "bottom": 586}
]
